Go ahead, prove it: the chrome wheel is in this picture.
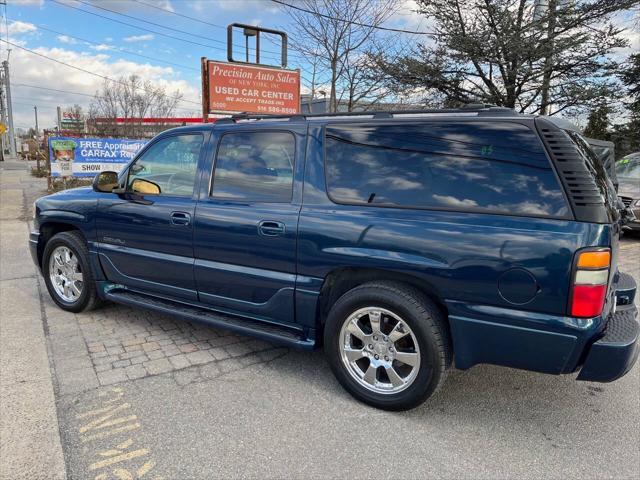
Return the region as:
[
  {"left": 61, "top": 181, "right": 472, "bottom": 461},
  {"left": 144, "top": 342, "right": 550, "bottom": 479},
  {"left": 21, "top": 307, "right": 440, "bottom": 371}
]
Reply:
[
  {"left": 48, "top": 246, "right": 83, "bottom": 303},
  {"left": 339, "top": 307, "right": 421, "bottom": 394}
]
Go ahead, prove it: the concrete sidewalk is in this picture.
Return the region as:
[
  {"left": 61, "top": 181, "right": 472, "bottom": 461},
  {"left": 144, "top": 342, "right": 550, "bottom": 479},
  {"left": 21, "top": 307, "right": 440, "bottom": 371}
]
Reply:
[{"left": 0, "top": 160, "right": 66, "bottom": 480}]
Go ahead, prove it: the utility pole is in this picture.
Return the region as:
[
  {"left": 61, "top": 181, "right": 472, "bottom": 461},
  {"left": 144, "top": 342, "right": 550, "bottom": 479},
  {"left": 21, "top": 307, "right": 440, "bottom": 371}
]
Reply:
[
  {"left": 0, "top": 69, "right": 6, "bottom": 161},
  {"left": 537, "top": 0, "right": 557, "bottom": 116},
  {"left": 2, "top": 60, "right": 16, "bottom": 156},
  {"left": 34, "top": 105, "right": 39, "bottom": 140}
]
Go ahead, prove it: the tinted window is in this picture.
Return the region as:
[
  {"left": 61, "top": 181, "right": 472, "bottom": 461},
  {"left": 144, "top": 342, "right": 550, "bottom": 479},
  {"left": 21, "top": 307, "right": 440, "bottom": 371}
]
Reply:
[
  {"left": 325, "top": 123, "right": 570, "bottom": 217},
  {"left": 566, "top": 130, "right": 619, "bottom": 221},
  {"left": 128, "top": 134, "right": 203, "bottom": 196},
  {"left": 212, "top": 131, "right": 295, "bottom": 202}
]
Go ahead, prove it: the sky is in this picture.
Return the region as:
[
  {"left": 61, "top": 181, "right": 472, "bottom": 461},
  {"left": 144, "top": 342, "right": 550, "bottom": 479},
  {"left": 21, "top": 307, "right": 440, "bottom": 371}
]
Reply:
[{"left": 2, "top": 0, "right": 638, "bottom": 132}]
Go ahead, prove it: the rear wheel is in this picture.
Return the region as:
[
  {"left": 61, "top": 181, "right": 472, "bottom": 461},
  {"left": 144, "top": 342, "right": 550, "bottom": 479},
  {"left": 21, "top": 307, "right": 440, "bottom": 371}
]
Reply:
[
  {"left": 324, "top": 281, "right": 451, "bottom": 411},
  {"left": 42, "top": 231, "right": 100, "bottom": 313}
]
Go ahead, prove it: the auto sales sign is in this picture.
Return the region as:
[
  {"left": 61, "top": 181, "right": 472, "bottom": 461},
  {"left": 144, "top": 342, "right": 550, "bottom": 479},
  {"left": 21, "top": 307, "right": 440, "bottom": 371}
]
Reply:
[
  {"left": 204, "top": 60, "right": 300, "bottom": 115},
  {"left": 49, "top": 136, "right": 147, "bottom": 177}
]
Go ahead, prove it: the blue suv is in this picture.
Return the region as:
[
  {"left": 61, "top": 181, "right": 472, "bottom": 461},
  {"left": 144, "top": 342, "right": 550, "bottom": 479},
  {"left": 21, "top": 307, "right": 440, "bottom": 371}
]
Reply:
[{"left": 31, "top": 107, "right": 639, "bottom": 410}]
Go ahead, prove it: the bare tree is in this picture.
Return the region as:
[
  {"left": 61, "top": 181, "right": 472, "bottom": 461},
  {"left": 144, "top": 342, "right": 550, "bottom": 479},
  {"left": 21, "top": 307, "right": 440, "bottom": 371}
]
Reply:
[
  {"left": 374, "top": 0, "right": 637, "bottom": 116},
  {"left": 337, "top": 41, "right": 396, "bottom": 111},
  {"left": 88, "top": 75, "right": 183, "bottom": 137},
  {"left": 282, "top": 0, "right": 398, "bottom": 112}
]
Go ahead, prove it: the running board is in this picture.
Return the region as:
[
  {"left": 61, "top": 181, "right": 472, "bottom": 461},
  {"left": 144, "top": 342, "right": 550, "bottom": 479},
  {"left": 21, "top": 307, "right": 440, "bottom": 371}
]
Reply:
[{"left": 104, "top": 289, "right": 315, "bottom": 350}]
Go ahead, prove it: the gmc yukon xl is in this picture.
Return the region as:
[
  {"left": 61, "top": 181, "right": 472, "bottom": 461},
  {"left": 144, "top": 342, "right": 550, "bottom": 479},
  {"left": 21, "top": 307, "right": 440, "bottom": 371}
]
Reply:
[{"left": 31, "top": 106, "right": 639, "bottom": 410}]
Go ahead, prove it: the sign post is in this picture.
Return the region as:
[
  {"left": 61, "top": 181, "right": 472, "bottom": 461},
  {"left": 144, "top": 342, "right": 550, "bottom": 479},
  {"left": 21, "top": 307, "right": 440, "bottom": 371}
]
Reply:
[{"left": 201, "top": 24, "right": 300, "bottom": 120}]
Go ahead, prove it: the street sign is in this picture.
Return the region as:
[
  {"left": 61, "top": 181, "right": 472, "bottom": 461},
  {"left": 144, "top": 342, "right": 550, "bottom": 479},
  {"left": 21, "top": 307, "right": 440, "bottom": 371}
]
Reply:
[
  {"left": 202, "top": 60, "right": 300, "bottom": 116},
  {"left": 0, "top": 122, "right": 6, "bottom": 135},
  {"left": 60, "top": 110, "right": 84, "bottom": 130}
]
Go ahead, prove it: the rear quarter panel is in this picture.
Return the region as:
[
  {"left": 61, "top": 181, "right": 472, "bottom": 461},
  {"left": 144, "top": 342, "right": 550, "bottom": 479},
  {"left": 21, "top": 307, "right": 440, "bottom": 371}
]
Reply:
[{"left": 299, "top": 123, "right": 613, "bottom": 374}]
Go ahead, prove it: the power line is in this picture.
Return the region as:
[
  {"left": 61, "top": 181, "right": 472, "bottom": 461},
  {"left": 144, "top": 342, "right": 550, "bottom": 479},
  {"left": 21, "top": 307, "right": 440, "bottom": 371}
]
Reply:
[
  {"left": 12, "top": 100, "right": 57, "bottom": 109},
  {"left": 12, "top": 83, "right": 200, "bottom": 114},
  {"left": 131, "top": 0, "right": 373, "bottom": 80},
  {"left": 130, "top": 0, "right": 230, "bottom": 30},
  {"left": 271, "top": 0, "right": 437, "bottom": 35},
  {"left": 23, "top": 21, "right": 200, "bottom": 72},
  {"left": 52, "top": 0, "right": 290, "bottom": 65},
  {"left": 73, "top": 0, "right": 229, "bottom": 48},
  {"left": 50, "top": 0, "right": 230, "bottom": 55},
  {"left": 129, "top": 0, "right": 306, "bottom": 61},
  {"left": 0, "top": 39, "right": 202, "bottom": 108},
  {"left": 14, "top": 83, "right": 96, "bottom": 98},
  {"left": 49, "top": 0, "right": 317, "bottom": 83}
]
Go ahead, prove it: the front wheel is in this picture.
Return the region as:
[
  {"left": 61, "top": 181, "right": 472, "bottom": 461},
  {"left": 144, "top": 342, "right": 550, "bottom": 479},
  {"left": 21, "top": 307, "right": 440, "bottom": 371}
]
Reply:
[
  {"left": 42, "top": 231, "right": 100, "bottom": 313},
  {"left": 324, "top": 281, "right": 451, "bottom": 411}
]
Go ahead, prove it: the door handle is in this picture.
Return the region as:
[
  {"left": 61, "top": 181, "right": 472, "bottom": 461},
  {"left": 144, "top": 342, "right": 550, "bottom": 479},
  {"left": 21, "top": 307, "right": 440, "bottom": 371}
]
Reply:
[
  {"left": 170, "top": 211, "right": 191, "bottom": 226},
  {"left": 258, "top": 220, "right": 285, "bottom": 236}
]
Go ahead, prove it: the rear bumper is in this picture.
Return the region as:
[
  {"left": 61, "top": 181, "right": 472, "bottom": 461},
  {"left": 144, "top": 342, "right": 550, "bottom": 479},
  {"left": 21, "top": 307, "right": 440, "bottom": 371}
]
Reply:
[
  {"left": 577, "top": 304, "right": 639, "bottom": 382},
  {"left": 448, "top": 271, "right": 638, "bottom": 378}
]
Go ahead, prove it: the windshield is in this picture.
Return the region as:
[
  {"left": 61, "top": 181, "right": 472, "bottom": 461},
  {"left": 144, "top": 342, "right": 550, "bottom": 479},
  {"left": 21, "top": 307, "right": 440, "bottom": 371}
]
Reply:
[{"left": 616, "top": 154, "right": 640, "bottom": 179}]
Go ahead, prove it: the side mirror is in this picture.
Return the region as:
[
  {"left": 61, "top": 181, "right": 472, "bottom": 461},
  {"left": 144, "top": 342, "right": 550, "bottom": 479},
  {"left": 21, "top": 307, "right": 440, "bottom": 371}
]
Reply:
[
  {"left": 93, "top": 171, "right": 119, "bottom": 193},
  {"left": 131, "top": 178, "right": 161, "bottom": 195}
]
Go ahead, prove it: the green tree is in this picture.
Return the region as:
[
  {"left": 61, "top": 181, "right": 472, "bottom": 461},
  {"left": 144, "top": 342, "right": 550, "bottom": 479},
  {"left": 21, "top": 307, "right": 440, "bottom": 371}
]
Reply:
[
  {"left": 584, "top": 105, "right": 612, "bottom": 139},
  {"left": 611, "top": 53, "right": 640, "bottom": 156},
  {"left": 374, "top": 0, "right": 636, "bottom": 115},
  {"left": 620, "top": 53, "right": 640, "bottom": 119}
]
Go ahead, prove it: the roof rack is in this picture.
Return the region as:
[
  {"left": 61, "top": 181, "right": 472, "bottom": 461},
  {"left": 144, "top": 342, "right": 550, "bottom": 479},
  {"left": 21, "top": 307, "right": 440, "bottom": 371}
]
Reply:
[{"left": 215, "top": 104, "right": 515, "bottom": 124}]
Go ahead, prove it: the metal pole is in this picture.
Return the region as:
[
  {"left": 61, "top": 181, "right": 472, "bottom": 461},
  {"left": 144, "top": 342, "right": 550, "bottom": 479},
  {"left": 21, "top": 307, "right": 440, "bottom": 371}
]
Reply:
[
  {"left": 3, "top": 60, "right": 16, "bottom": 156},
  {"left": 539, "top": 0, "right": 556, "bottom": 116},
  {"left": 201, "top": 57, "right": 209, "bottom": 123},
  {"left": 34, "top": 105, "right": 39, "bottom": 140},
  {"left": 0, "top": 68, "right": 7, "bottom": 160},
  {"left": 57, "top": 106, "right": 62, "bottom": 131}
]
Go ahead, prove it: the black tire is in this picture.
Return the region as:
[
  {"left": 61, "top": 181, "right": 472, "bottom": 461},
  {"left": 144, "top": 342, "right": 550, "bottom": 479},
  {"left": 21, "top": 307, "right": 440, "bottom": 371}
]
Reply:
[
  {"left": 42, "top": 231, "right": 101, "bottom": 313},
  {"left": 324, "top": 281, "right": 451, "bottom": 411}
]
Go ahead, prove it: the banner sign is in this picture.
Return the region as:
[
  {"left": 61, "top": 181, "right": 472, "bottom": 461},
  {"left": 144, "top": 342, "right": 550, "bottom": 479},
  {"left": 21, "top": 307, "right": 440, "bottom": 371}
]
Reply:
[
  {"left": 204, "top": 60, "right": 300, "bottom": 115},
  {"left": 49, "top": 136, "right": 148, "bottom": 177}
]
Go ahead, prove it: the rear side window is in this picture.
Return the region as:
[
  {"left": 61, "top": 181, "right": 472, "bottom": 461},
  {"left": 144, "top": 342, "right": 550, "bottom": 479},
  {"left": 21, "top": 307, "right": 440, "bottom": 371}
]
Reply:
[
  {"left": 212, "top": 131, "right": 295, "bottom": 203},
  {"left": 325, "top": 123, "right": 570, "bottom": 218}
]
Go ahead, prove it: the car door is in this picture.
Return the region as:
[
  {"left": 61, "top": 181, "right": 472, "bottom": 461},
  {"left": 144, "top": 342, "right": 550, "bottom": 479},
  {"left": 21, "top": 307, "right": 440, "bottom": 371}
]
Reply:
[
  {"left": 193, "top": 126, "right": 305, "bottom": 324},
  {"left": 95, "top": 131, "right": 208, "bottom": 301}
]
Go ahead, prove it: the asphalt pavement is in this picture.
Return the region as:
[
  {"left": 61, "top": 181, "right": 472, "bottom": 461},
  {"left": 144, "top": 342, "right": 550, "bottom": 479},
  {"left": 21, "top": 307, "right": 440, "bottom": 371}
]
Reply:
[{"left": 1, "top": 159, "right": 639, "bottom": 480}]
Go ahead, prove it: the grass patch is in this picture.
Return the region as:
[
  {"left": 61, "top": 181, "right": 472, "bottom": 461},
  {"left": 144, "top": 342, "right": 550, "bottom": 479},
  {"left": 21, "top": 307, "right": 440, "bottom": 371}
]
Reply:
[{"left": 30, "top": 166, "right": 49, "bottom": 178}]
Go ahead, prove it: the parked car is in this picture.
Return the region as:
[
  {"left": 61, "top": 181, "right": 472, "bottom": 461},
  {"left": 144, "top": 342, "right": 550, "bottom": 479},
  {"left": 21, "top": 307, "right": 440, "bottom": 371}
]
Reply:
[
  {"left": 30, "top": 107, "right": 639, "bottom": 410},
  {"left": 616, "top": 152, "right": 640, "bottom": 233}
]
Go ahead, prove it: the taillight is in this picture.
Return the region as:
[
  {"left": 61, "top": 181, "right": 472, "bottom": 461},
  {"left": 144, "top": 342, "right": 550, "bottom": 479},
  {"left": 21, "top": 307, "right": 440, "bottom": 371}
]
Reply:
[{"left": 570, "top": 249, "right": 611, "bottom": 317}]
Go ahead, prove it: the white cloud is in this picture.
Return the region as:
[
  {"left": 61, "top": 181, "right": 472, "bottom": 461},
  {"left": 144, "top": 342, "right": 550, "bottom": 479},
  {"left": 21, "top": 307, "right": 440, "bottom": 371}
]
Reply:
[
  {"left": 432, "top": 195, "right": 478, "bottom": 208},
  {"left": 91, "top": 44, "right": 113, "bottom": 51},
  {"left": 123, "top": 34, "right": 154, "bottom": 43},
  {"left": 389, "top": 0, "right": 436, "bottom": 32},
  {"left": 156, "top": 0, "right": 175, "bottom": 12},
  {"left": 10, "top": 0, "right": 44, "bottom": 6},
  {"left": 8, "top": 46, "right": 201, "bottom": 131},
  {"left": 620, "top": 28, "right": 640, "bottom": 54},
  {"left": 77, "top": 0, "right": 174, "bottom": 13},
  {"left": 197, "top": 0, "right": 278, "bottom": 13},
  {"left": 7, "top": 20, "right": 37, "bottom": 36},
  {"left": 57, "top": 35, "right": 77, "bottom": 45}
]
